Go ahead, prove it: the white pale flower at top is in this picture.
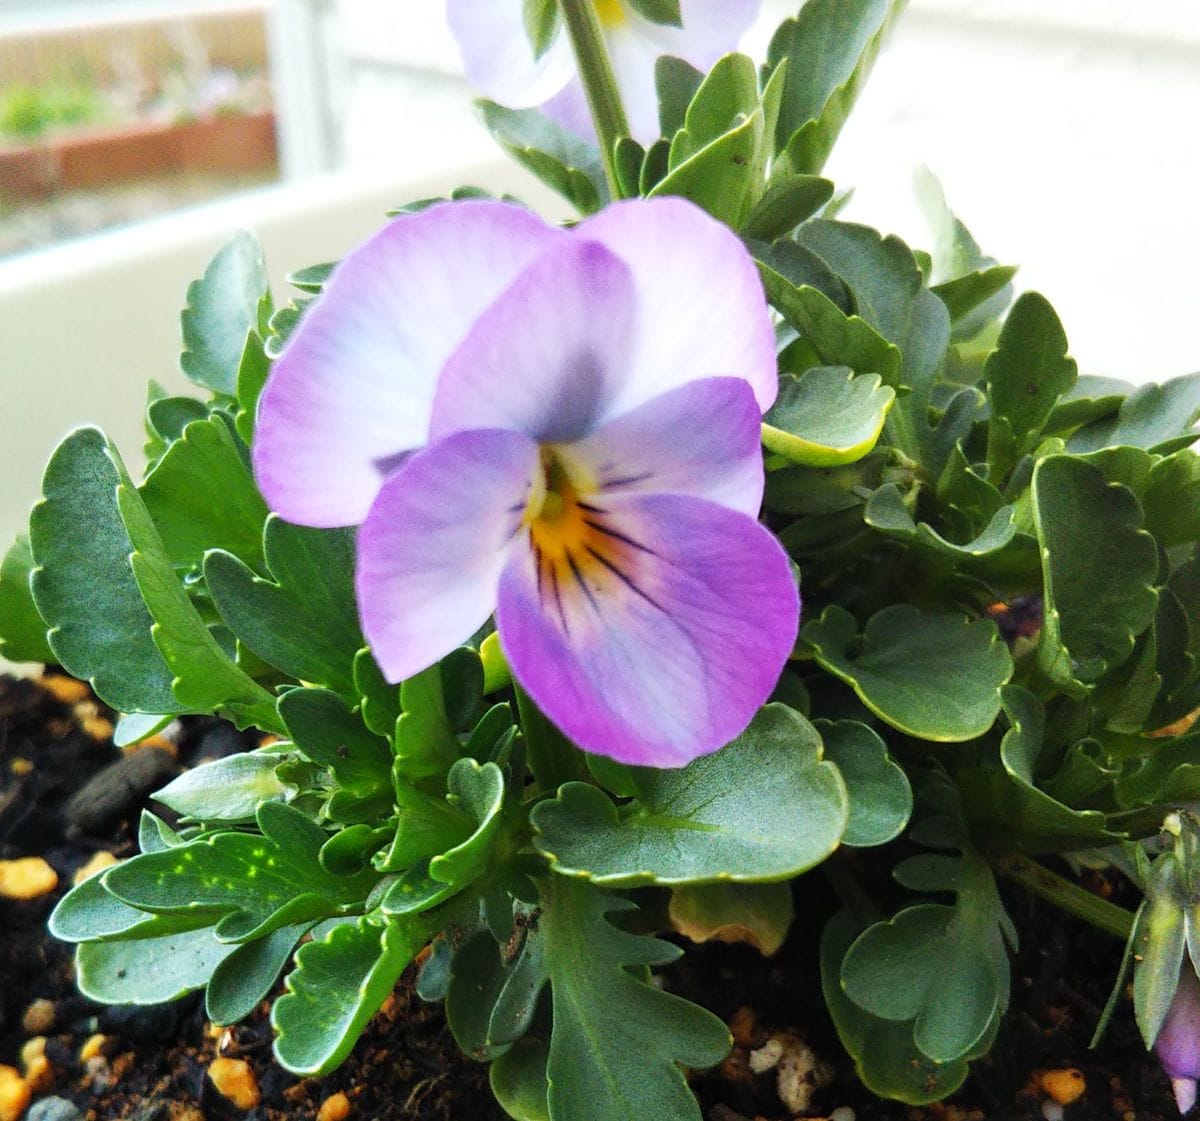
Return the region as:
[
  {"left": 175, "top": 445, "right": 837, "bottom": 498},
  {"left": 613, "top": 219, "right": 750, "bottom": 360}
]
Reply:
[
  {"left": 446, "top": 0, "right": 763, "bottom": 145},
  {"left": 252, "top": 196, "right": 798, "bottom": 769}
]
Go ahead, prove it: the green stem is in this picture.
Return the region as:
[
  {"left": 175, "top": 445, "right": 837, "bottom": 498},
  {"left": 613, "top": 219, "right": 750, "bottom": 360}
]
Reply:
[
  {"left": 555, "top": 0, "right": 631, "bottom": 199},
  {"left": 514, "top": 683, "right": 589, "bottom": 793},
  {"left": 996, "top": 854, "right": 1135, "bottom": 941}
]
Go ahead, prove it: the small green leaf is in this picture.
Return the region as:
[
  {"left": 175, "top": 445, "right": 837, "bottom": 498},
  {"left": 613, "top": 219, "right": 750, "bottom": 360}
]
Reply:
[
  {"left": 522, "top": 0, "right": 560, "bottom": 59},
  {"left": 50, "top": 874, "right": 214, "bottom": 944},
  {"left": 272, "top": 915, "right": 431, "bottom": 1076},
  {"left": 234, "top": 330, "right": 271, "bottom": 444},
  {"left": 817, "top": 720, "right": 911, "bottom": 847},
  {"left": 762, "top": 366, "right": 894, "bottom": 466},
  {"left": 206, "top": 517, "right": 363, "bottom": 696},
  {"left": 802, "top": 605, "right": 1012, "bottom": 741},
  {"left": 206, "top": 921, "right": 312, "bottom": 1025},
  {"left": 741, "top": 175, "right": 834, "bottom": 241},
  {"left": 279, "top": 688, "right": 392, "bottom": 801},
  {"left": 478, "top": 101, "right": 605, "bottom": 215},
  {"left": 139, "top": 416, "right": 268, "bottom": 574},
  {"left": 181, "top": 231, "right": 270, "bottom": 396},
  {"left": 1069, "top": 372, "right": 1200, "bottom": 455},
  {"left": 672, "top": 52, "right": 757, "bottom": 158},
  {"left": 655, "top": 55, "right": 704, "bottom": 138},
  {"left": 395, "top": 662, "right": 461, "bottom": 780},
  {"left": 154, "top": 751, "right": 295, "bottom": 822},
  {"left": 1032, "top": 456, "right": 1159, "bottom": 693},
  {"left": 821, "top": 911, "right": 975, "bottom": 1104},
  {"left": 0, "top": 533, "right": 53, "bottom": 664},
  {"left": 539, "top": 876, "right": 730, "bottom": 1121},
  {"left": 984, "top": 292, "right": 1078, "bottom": 480},
  {"left": 532, "top": 704, "right": 847, "bottom": 885},
  {"left": 864, "top": 484, "right": 1019, "bottom": 561},
  {"left": 767, "top": 0, "right": 899, "bottom": 173},
  {"left": 77, "top": 926, "right": 237, "bottom": 1004},
  {"left": 354, "top": 647, "right": 401, "bottom": 737},
  {"left": 627, "top": 0, "right": 681, "bottom": 25},
  {"left": 931, "top": 266, "right": 1017, "bottom": 326}
]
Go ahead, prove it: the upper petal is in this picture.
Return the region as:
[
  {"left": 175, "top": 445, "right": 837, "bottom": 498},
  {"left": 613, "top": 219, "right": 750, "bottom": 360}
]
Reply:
[
  {"left": 577, "top": 197, "right": 778, "bottom": 416},
  {"left": 357, "top": 427, "right": 540, "bottom": 682},
  {"left": 565, "top": 377, "right": 764, "bottom": 516},
  {"left": 446, "top": 0, "right": 575, "bottom": 108},
  {"left": 429, "top": 238, "right": 636, "bottom": 445},
  {"left": 254, "top": 201, "right": 562, "bottom": 527},
  {"left": 496, "top": 491, "right": 798, "bottom": 766}
]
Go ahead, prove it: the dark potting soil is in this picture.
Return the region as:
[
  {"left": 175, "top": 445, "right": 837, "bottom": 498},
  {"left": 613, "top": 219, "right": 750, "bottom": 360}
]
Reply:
[{"left": 0, "top": 673, "right": 1181, "bottom": 1121}]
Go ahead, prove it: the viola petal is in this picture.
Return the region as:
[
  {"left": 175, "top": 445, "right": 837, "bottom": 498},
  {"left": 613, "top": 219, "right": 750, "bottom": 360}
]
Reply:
[
  {"left": 578, "top": 197, "right": 777, "bottom": 416},
  {"left": 635, "top": 0, "right": 763, "bottom": 63},
  {"left": 496, "top": 491, "right": 798, "bottom": 766},
  {"left": 567, "top": 377, "right": 764, "bottom": 516},
  {"left": 445, "top": 0, "right": 575, "bottom": 109},
  {"left": 254, "top": 201, "right": 562, "bottom": 527},
  {"left": 357, "top": 428, "right": 539, "bottom": 682},
  {"left": 429, "top": 238, "right": 636, "bottom": 444}
]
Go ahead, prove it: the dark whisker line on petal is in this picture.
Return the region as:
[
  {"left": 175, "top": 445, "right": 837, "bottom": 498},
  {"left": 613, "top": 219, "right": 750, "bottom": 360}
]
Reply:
[
  {"left": 533, "top": 543, "right": 545, "bottom": 603},
  {"left": 601, "top": 472, "right": 653, "bottom": 489},
  {"left": 583, "top": 546, "right": 665, "bottom": 614},
  {"left": 547, "top": 565, "right": 570, "bottom": 636},
  {"left": 581, "top": 518, "right": 658, "bottom": 556},
  {"left": 565, "top": 550, "right": 599, "bottom": 614}
]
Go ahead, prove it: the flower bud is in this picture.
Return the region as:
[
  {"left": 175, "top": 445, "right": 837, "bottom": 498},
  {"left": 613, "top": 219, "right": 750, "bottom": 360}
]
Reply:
[{"left": 1156, "top": 962, "right": 1200, "bottom": 1114}]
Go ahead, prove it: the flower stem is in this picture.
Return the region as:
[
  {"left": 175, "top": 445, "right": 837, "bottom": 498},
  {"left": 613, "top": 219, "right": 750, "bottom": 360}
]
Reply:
[
  {"left": 555, "top": 0, "right": 632, "bottom": 199},
  {"left": 996, "top": 854, "right": 1136, "bottom": 941}
]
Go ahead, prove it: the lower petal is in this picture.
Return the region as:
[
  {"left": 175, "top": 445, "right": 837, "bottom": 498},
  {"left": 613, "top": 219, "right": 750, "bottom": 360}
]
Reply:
[
  {"left": 357, "top": 428, "right": 539, "bottom": 682},
  {"left": 496, "top": 492, "right": 798, "bottom": 766}
]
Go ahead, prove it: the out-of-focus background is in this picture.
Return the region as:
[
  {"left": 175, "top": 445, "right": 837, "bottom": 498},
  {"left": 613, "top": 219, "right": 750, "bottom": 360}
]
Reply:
[{"left": 0, "top": 0, "right": 1197, "bottom": 571}]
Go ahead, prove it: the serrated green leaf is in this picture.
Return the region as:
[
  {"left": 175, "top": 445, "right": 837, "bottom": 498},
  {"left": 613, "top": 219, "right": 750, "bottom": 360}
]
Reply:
[
  {"left": 539, "top": 876, "right": 729, "bottom": 1121},
  {"left": 206, "top": 921, "right": 312, "bottom": 1025},
  {"left": 353, "top": 647, "right": 401, "bottom": 736},
  {"left": 29, "top": 428, "right": 182, "bottom": 713},
  {"left": 181, "top": 231, "right": 270, "bottom": 396},
  {"left": 532, "top": 704, "right": 846, "bottom": 886},
  {"left": 139, "top": 416, "right": 267, "bottom": 574},
  {"left": 1143, "top": 450, "right": 1200, "bottom": 549},
  {"left": 817, "top": 720, "right": 911, "bottom": 847},
  {"left": 931, "top": 266, "right": 1017, "bottom": 325},
  {"left": 102, "top": 802, "right": 373, "bottom": 942},
  {"left": 429, "top": 758, "right": 506, "bottom": 885},
  {"left": 395, "top": 661, "right": 461, "bottom": 780},
  {"left": 0, "top": 533, "right": 53, "bottom": 663},
  {"left": 762, "top": 366, "right": 894, "bottom": 466},
  {"left": 1068, "top": 372, "right": 1200, "bottom": 455},
  {"left": 77, "top": 925, "right": 237, "bottom": 1004},
  {"left": 1043, "top": 375, "right": 1132, "bottom": 438},
  {"left": 802, "top": 604, "right": 1011, "bottom": 740},
  {"left": 767, "top": 0, "right": 900, "bottom": 173},
  {"left": 671, "top": 52, "right": 757, "bottom": 160},
  {"left": 478, "top": 101, "right": 605, "bottom": 215},
  {"left": 206, "top": 517, "right": 362, "bottom": 696},
  {"left": 272, "top": 915, "right": 431, "bottom": 1075},
  {"left": 234, "top": 330, "right": 271, "bottom": 444},
  {"left": 1032, "top": 455, "right": 1159, "bottom": 692},
  {"left": 154, "top": 751, "right": 295, "bottom": 822},
  {"left": 50, "top": 874, "right": 216, "bottom": 944},
  {"left": 984, "top": 292, "right": 1078, "bottom": 480},
  {"left": 821, "top": 911, "right": 975, "bottom": 1103}
]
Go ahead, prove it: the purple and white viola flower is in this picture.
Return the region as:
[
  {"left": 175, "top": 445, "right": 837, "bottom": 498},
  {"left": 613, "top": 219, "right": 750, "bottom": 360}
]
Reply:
[
  {"left": 445, "top": 0, "right": 762, "bottom": 145},
  {"left": 253, "top": 196, "right": 797, "bottom": 768},
  {"left": 1158, "top": 963, "right": 1200, "bottom": 1114}
]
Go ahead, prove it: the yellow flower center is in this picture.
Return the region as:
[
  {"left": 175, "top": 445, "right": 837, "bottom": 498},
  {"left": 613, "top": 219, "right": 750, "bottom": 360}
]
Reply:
[
  {"left": 523, "top": 448, "right": 653, "bottom": 629},
  {"left": 593, "top": 0, "right": 627, "bottom": 29}
]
